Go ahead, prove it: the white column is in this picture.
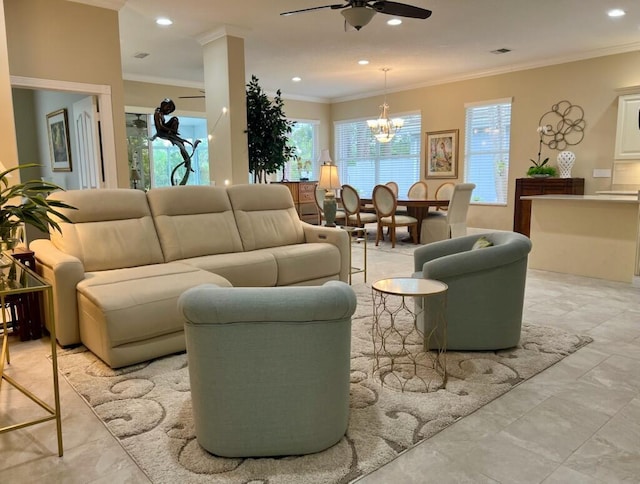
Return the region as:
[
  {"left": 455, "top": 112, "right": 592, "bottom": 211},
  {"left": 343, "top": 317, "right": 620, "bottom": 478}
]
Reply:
[{"left": 199, "top": 27, "right": 249, "bottom": 186}]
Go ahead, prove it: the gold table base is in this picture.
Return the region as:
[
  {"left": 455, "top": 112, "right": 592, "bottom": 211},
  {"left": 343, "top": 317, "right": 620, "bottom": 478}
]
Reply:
[
  {"left": 371, "top": 278, "right": 448, "bottom": 392},
  {"left": 0, "top": 256, "right": 63, "bottom": 457}
]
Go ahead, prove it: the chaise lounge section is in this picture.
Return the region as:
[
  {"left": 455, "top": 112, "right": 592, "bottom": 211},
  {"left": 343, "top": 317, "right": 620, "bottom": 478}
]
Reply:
[{"left": 31, "top": 184, "right": 350, "bottom": 368}]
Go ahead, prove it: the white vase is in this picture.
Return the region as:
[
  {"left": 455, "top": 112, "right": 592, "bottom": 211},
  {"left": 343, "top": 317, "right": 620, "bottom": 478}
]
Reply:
[{"left": 557, "top": 151, "right": 576, "bottom": 178}]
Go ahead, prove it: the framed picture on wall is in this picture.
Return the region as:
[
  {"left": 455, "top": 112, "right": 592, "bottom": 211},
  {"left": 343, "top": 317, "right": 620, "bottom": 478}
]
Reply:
[
  {"left": 425, "top": 129, "right": 458, "bottom": 178},
  {"left": 46, "top": 108, "right": 72, "bottom": 172}
]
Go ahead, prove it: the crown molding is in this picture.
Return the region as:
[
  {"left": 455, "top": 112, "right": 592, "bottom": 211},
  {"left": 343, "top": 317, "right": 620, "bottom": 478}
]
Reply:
[
  {"left": 330, "top": 41, "right": 640, "bottom": 104},
  {"left": 123, "top": 73, "right": 205, "bottom": 90},
  {"left": 197, "top": 25, "right": 250, "bottom": 46},
  {"left": 65, "top": 0, "right": 125, "bottom": 10}
]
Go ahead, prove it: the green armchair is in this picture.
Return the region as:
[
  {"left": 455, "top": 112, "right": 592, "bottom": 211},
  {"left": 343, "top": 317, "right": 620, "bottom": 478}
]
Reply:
[
  {"left": 178, "top": 280, "right": 357, "bottom": 457},
  {"left": 413, "top": 232, "right": 532, "bottom": 351}
]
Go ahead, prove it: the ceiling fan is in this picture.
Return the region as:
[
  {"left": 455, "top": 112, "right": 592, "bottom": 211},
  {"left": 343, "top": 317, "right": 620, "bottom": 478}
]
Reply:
[
  {"left": 280, "top": 0, "right": 432, "bottom": 31},
  {"left": 126, "top": 114, "right": 147, "bottom": 130}
]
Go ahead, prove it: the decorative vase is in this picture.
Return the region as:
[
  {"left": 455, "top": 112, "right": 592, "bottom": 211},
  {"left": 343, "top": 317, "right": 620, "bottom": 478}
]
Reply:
[{"left": 557, "top": 151, "right": 576, "bottom": 178}]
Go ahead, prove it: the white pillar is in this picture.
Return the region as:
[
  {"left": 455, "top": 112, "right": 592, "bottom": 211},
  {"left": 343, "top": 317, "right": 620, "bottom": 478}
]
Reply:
[{"left": 199, "top": 27, "right": 249, "bottom": 186}]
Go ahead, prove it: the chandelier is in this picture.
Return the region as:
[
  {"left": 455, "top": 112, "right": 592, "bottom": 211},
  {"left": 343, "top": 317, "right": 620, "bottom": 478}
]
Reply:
[{"left": 367, "top": 68, "right": 404, "bottom": 143}]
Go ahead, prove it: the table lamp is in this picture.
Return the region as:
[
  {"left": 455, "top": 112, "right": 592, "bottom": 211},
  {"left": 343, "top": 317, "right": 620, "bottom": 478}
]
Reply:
[{"left": 317, "top": 149, "right": 341, "bottom": 227}]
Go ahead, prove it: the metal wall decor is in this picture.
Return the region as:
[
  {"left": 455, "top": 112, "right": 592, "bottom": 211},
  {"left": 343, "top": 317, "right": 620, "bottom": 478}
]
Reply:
[{"left": 538, "top": 100, "right": 586, "bottom": 150}]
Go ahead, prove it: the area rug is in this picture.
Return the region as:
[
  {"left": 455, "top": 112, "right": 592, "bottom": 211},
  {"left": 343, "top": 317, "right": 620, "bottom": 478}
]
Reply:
[{"left": 57, "top": 284, "right": 592, "bottom": 484}]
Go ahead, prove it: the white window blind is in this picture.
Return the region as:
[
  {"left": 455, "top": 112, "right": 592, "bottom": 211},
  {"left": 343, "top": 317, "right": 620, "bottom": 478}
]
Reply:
[
  {"left": 335, "top": 112, "right": 421, "bottom": 197},
  {"left": 464, "top": 100, "right": 512, "bottom": 204}
]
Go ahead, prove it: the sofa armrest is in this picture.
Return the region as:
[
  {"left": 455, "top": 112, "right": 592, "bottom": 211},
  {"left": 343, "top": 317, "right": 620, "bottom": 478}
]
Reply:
[
  {"left": 30, "top": 238, "right": 86, "bottom": 346},
  {"left": 301, "top": 222, "right": 350, "bottom": 283}
]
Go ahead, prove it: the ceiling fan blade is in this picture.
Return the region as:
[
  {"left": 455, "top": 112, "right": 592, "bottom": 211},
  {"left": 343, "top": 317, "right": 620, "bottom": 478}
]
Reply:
[
  {"left": 371, "top": 1, "right": 432, "bottom": 19},
  {"left": 178, "top": 96, "right": 206, "bottom": 99},
  {"left": 281, "top": 4, "right": 346, "bottom": 16}
]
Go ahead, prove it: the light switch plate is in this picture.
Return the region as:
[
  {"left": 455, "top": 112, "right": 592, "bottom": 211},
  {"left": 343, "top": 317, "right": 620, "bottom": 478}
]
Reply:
[{"left": 593, "top": 169, "right": 612, "bottom": 178}]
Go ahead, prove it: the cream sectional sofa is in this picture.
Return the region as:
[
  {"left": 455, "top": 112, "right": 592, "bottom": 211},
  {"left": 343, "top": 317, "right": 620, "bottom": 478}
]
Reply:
[{"left": 30, "top": 184, "right": 349, "bottom": 368}]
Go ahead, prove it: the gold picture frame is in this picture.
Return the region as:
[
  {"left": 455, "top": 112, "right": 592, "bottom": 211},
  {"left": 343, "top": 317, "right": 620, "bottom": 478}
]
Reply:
[
  {"left": 425, "top": 129, "right": 458, "bottom": 179},
  {"left": 46, "top": 108, "right": 72, "bottom": 172}
]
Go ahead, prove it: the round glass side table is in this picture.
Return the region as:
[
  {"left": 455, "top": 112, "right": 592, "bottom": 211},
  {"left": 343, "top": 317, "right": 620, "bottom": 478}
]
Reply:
[{"left": 371, "top": 277, "right": 448, "bottom": 392}]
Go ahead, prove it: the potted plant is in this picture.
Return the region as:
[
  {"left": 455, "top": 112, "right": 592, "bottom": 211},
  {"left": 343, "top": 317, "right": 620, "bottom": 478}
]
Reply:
[
  {"left": 528, "top": 126, "right": 557, "bottom": 177},
  {"left": 0, "top": 163, "right": 75, "bottom": 250},
  {"left": 245, "top": 75, "right": 297, "bottom": 183}
]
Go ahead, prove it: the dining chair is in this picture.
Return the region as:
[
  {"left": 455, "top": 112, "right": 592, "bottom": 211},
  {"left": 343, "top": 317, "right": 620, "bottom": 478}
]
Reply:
[
  {"left": 420, "top": 183, "right": 475, "bottom": 244},
  {"left": 385, "top": 181, "right": 399, "bottom": 197},
  {"left": 341, "top": 184, "right": 377, "bottom": 228},
  {"left": 407, "top": 180, "right": 428, "bottom": 199},
  {"left": 314, "top": 185, "right": 346, "bottom": 226},
  {"left": 372, "top": 184, "right": 418, "bottom": 248},
  {"left": 434, "top": 182, "right": 455, "bottom": 211}
]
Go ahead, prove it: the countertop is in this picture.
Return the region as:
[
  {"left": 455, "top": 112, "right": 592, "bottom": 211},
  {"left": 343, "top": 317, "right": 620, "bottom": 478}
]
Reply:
[{"left": 521, "top": 194, "right": 640, "bottom": 204}]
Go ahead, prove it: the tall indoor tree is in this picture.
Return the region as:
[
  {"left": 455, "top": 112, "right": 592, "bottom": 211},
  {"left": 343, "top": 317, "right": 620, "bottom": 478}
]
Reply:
[{"left": 246, "top": 75, "right": 296, "bottom": 183}]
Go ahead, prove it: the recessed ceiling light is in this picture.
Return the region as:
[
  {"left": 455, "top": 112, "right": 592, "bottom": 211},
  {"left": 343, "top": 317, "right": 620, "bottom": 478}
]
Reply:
[
  {"left": 358, "top": 59, "right": 369, "bottom": 65},
  {"left": 292, "top": 76, "right": 302, "bottom": 82},
  {"left": 387, "top": 18, "right": 402, "bottom": 26},
  {"left": 608, "top": 9, "right": 626, "bottom": 17},
  {"left": 156, "top": 17, "right": 173, "bottom": 26}
]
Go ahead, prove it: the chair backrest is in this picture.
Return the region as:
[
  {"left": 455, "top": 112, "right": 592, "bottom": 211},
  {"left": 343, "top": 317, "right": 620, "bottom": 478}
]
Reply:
[
  {"left": 385, "top": 181, "right": 399, "bottom": 197},
  {"left": 340, "top": 184, "right": 361, "bottom": 216},
  {"left": 407, "top": 181, "right": 428, "bottom": 199},
  {"left": 314, "top": 185, "right": 326, "bottom": 213},
  {"left": 434, "top": 182, "right": 455, "bottom": 211},
  {"left": 446, "top": 183, "right": 475, "bottom": 238},
  {"left": 372, "top": 184, "right": 397, "bottom": 218}
]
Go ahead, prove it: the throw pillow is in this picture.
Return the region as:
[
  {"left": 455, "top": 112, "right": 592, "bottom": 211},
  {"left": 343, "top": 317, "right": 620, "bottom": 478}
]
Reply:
[{"left": 471, "top": 236, "right": 493, "bottom": 250}]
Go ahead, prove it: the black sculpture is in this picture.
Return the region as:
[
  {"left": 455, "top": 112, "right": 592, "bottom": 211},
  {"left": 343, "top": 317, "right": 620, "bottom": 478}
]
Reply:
[{"left": 151, "top": 98, "right": 201, "bottom": 185}]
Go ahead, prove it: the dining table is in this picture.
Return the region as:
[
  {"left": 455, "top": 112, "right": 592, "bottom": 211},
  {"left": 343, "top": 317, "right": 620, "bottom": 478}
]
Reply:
[{"left": 358, "top": 197, "right": 450, "bottom": 244}]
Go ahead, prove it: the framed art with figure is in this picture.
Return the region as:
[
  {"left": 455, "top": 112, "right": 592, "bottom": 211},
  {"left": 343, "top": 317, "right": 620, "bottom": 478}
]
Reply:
[
  {"left": 46, "top": 108, "right": 72, "bottom": 172},
  {"left": 426, "top": 129, "right": 458, "bottom": 179}
]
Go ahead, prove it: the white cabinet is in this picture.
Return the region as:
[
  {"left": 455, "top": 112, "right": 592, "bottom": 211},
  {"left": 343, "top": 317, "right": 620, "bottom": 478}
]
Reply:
[{"left": 615, "top": 94, "right": 640, "bottom": 160}]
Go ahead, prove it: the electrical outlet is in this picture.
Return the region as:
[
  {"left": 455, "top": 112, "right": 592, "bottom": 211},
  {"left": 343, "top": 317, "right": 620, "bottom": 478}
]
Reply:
[{"left": 593, "top": 169, "right": 612, "bottom": 178}]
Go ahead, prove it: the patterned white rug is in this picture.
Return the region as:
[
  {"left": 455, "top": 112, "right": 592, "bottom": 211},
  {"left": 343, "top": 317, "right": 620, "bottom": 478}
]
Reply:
[{"left": 57, "top": 284, "right": 591, "bottom": 484}]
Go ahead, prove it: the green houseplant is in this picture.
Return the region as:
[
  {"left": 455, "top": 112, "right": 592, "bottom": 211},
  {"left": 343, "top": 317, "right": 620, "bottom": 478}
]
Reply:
[
  {"left": 245, "top": 75, "right": 296, "bottom": 183},
  {"left": 0, "top": 163, "right": 75, "bottom": 249},
  {"left": 528, "top": 125, "right": 557, "bottom": 177}
]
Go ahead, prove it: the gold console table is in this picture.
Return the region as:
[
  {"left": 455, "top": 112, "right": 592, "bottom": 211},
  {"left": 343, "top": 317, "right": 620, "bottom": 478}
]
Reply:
[
  {"left": 371, "top": 277, "right": 448, "bottom": 392},
  {"left": 0, "top": 254, "right": 63, "bottom": 456}
]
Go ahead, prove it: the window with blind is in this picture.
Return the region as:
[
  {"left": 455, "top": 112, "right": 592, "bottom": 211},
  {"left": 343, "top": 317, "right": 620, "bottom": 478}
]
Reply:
[
  {"left": 464, "top": 99, "right": 512, "bottom": 205},
  {"left": 335, "top": 112, "right": 421, "bottom": 197}
]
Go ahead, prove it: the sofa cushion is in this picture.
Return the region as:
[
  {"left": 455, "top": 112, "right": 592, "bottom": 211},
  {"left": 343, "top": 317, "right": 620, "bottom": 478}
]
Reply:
[
  {"left": 147, "top": 185, "right": 244, "bottom": 261},
  {"left": 77, "top": 263, "right": 231, "bottom": 352},
  {"left": 49, "top": 189, "right": 164, "bottom": 272},
  {"left": 227, "top": 184, "right": 305, "bottom": 251},
  {"left": 267, "top": 243, "right": 342, "bottom": 285},
  {"left": 178, "top": 251, "right": 278, "bottom": 287}
]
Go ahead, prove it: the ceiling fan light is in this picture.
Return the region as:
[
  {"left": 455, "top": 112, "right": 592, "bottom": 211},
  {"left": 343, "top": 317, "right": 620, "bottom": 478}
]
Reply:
[{"left": 341, "top": 7, "right": 376, "bottom": 31}]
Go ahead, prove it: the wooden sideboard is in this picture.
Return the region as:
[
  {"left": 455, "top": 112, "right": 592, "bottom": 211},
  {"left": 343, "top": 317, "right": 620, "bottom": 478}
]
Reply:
[
  {"left": 274, "top": 181, "right": 318, "bottom": 224},
  {"left": 513, "top": 177, "right": 584, "bottom": 236}
]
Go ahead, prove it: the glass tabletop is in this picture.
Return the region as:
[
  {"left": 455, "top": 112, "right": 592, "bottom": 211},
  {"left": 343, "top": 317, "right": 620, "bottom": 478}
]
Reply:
[
  {"left": 0, "top": 253, "right": 48, "bottom": 295},
  {"left": 372, "top": 277, "right": 447, "bottom": 297}
]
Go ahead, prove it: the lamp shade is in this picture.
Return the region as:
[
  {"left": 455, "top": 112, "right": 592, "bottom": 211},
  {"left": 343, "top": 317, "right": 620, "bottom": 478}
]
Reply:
[{"left": 318, "top": 164, "right": 341, "bottom": 191}]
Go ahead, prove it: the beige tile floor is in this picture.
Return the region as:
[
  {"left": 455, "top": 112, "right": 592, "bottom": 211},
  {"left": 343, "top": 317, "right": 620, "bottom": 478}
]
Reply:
[{"left": 1, "top": 230, "right": 640, "bottom": 483}]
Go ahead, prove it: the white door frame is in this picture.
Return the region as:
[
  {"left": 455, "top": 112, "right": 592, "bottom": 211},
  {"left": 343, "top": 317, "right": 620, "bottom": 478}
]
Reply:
[{"left": 10, "top": 75, "right": 118, "bottom": 188}]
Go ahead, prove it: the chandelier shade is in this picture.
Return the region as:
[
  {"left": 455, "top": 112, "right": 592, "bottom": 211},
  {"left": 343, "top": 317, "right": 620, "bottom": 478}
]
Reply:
[{"left": 367, "top": 68, "right": 403, "bottom": 143}]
